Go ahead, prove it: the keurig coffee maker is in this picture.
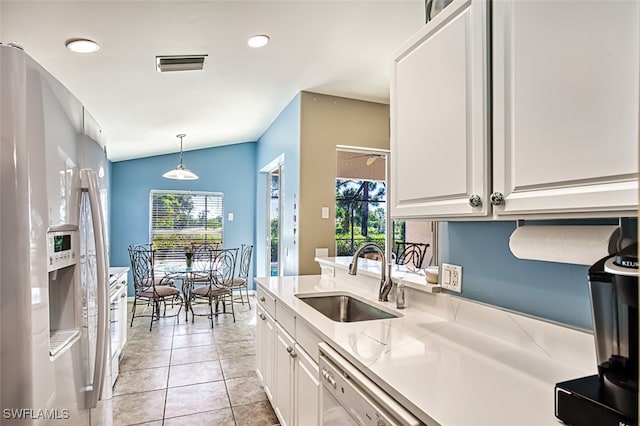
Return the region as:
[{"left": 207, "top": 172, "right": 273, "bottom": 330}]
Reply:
[{"left": 555, "top": 243, "right": 638, "bottom": 426}]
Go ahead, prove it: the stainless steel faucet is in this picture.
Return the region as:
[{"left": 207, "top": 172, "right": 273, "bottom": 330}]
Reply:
[{"left": 348, "top": 242, "right": 393, "bottom": 302}]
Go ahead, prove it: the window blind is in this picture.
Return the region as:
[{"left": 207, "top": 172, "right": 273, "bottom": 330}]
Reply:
[{"left": 149, "top": 190, "right": 223, "bottom": 262}]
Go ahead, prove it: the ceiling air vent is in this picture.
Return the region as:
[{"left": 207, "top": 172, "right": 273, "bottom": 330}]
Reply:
[{"left": 155, "top": 54, "right": 207, "bottom": 72}]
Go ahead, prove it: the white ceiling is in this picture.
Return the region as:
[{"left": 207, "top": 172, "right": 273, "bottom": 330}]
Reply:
[{"left": 1, "top": 1, "right": 425, "bottom": 161}]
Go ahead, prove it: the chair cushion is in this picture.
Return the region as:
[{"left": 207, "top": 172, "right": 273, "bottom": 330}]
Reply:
[
  {"left": 137, "top": 285, "right": 180, "bottom": 298},
  {"left": 230, "top": 277, "right": 247, "bottom": 286},
  {"left": 191, "top": 285, "right": 231, "bottom": 297}
]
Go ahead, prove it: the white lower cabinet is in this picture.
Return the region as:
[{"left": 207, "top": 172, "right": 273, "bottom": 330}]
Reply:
[
  {"left": 274, "top": 323, "right": 295, "bottom": 426},
  {"left": 256, "top": 287, "right": 321, "bottom": 426},
  {"left": 117, "top": 286, "right": 127, "bottom": 356},
  {"left": 256, "top": 303, "right": 275, "bottom": 401},
  {"left": 294, "top": 342, "right": 320, "bottom": 426}
]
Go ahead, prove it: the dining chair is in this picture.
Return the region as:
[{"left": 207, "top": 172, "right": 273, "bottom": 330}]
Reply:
[
  {"left": 191, "top": 243, "right": 219, "bottom": 281},
  {"left": 189, "top": 247, "right": 237, "bottom": 328},
  {"left": 394, "top": 242, "right": 430, "bottom": 270},
  {"left": 128, "top": 244, "right": 182, "bottom": 331},
  {"left": 229, "top": 244, "right": 253, "bottom": 309}
]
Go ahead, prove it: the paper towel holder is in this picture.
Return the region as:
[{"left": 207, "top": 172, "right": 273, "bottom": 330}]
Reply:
[{"left": 512, "top": 217, "right": 633, "bottom": 260}]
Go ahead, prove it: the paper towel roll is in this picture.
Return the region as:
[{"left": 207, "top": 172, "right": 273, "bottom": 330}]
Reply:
[{"left": 509, "top": 225, "right": 620, "bottom": 265}]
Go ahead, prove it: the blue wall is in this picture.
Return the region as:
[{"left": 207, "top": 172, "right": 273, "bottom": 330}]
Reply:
[
  {"left": 439, "top": 221, "right": 630, "bottom": 330},
  {"left": 255, "top": 94, "right": 301, "bottom": 277},
  {"left": 110, "top": 142, "right": 257, "bottom": 295}
]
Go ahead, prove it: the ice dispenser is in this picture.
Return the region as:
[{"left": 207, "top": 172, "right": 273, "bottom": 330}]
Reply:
[{"left": 47, "top": 225, "right": 81, "bottom": 358}]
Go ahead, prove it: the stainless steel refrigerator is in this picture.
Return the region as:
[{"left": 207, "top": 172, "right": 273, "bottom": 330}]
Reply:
[{"left": 0, "top": 44, "right": 112, "bottom": 425}]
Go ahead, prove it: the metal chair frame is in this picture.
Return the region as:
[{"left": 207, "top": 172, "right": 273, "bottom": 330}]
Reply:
[
  {"left": 230, "top": 244, "right": 253, "bottom": 309},
  {"left": 188, "top": 247, "right": 237, "bottom": 328},
  {"left": 128, "top": 244, "right": 183, "bottom": 331},
  {"left": 394, "top": 242, "right": 430, "bottom": 269}
]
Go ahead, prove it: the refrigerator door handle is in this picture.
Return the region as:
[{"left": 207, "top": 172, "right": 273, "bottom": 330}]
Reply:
[{"left": 81, "top": 169, "right": 109, "bottom": 408}]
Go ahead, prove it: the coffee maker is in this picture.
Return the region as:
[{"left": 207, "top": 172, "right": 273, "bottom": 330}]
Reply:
[{"left": 555, "top": 243, "right": 638, "bottom": 426}]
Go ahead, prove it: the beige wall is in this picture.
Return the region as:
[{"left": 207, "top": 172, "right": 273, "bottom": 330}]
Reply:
[{"left": 298, "top": 91, "right": 390, "bottom": 275}]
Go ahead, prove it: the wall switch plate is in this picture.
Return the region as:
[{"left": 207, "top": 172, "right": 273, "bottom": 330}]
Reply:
[
  {"left": 315, "top": 248, "right": 329, "bottom": 257},
  {"left": 441, "top": 263, "right": 462, "bottom": 293},
  {"left": 321, "top": 207, "right": 330, "bottom": 219},
  {"left": 227, "top": 212, "right": 234, "bottom": 221}
]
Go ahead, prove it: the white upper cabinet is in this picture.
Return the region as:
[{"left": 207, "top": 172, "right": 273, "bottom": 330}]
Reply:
[
  {"left": 491, "top": 0, "right": 639, "bottom": 218},
  {"left": 391, "top": 0, "right": 490, "bottom": 219},
  {"left": 391, "top": 0, "right": 638, "bottom": 220}
]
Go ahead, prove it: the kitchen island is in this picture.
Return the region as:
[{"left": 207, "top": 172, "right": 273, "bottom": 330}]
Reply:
[{"left": 255, "top": 257, "right": 596, "bottom": 425}]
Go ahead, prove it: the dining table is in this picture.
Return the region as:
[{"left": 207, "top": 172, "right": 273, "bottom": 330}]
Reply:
[{"left": 154, "top": 262, "right": 209, "bottom": 322}]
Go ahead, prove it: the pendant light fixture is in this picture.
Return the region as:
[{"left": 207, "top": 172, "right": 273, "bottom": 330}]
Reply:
[{"left": 163, "top": 133, "right": 199, "bottom": 180}]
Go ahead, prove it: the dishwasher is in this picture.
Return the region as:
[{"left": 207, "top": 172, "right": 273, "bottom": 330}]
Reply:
[{"left": 318, "top": 343, "right": 423, "bottom": 426}]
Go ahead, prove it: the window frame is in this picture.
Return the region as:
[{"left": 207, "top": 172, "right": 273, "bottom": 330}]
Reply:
[{"left": 148, "top": 189, "right": 224, "bottom": 262}]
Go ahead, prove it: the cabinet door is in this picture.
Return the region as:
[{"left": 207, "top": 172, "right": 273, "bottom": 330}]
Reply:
[
  {"left": 274, "top": 323, "right": 295, "bottom": 426},
  {"left": 391, "top": 0, "right": 490, "bottom": 218},
  {"left": 492, "top": 0, "right": 639, "bottom": 217},
  {"left": 117, "top": 283, "right": 127, "bottom": 356},
  {"left": 294, "top": 344, "right": 320, "bottom": 426},
  {"left": 256, "top": 304, "right": 275, "bottom": 401}
]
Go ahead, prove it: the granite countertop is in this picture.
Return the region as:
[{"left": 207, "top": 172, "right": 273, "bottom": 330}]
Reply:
[{"left": 255, "top": 260, "right": 594, "bottom": 426}]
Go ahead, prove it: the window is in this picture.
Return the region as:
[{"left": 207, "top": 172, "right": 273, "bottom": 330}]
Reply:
[
  {"left": 149, "top": 190, "right": 223, "bottom": 262},
  {"left": 335, "top": 179, "right": 387, "bottom": 255}
]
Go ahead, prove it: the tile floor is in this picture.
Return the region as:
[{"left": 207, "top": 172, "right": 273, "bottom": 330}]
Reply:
[{"left": 112, "top": 295, "right": 279, "bottom": 426}]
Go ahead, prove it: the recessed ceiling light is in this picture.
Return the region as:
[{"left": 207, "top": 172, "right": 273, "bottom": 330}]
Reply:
[
  {"left": 65, "top": 38, "right": 100, "bottom": 53},
  {"left": 247, "top": 34, "right": 270, "bottom": 48}
]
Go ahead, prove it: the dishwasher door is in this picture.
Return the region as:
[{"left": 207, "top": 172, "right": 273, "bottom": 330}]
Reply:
[
  {"left": 318, "top": 343, "right": 423, "bottom": 426},
  {"left": 322, "top": 383, "right": 359, "bottom": 426}
]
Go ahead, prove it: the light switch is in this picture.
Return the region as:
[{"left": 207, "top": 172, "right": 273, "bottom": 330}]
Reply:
[
  {"left": 228, "top": 213, "right": 234, "bottom": 221},
  {"left": 321, "top": 207, "right": 329, "bottom": 219}
]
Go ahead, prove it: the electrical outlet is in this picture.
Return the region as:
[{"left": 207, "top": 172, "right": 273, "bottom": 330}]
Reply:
[{"left": 441, "top": 263, "right": 462, "bottom": 293}]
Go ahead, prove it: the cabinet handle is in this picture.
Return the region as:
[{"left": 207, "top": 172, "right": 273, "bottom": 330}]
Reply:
[
  {"left": 468, "top": 194, "right": 482, "bottom": 208},
  {"left": 259, "top": 296, "right": 266, "bottom": 302},
  {"left": 120, "top": 293, "right": 126, "bottom": 298},
  {"left": 286, "top": 346, "right": 293, "bottom": 354},
  {"left": 490, "top": 192, "right": 505, "bottom": 206},
  {"left": 259, "top": 313, "right": 266, "bottom": 321},
  {"left": 290, "top": 351, "right": 297, "bottom": 359}
]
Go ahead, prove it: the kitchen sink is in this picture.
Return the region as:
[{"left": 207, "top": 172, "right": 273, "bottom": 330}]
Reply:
[{"left": 296, "top": 292, "right": 400, "bottom": 322}]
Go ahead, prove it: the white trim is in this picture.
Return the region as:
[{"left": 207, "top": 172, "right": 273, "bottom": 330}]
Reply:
[{"left": 259, "top": 153, "right": 285, "bottom": 173}]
